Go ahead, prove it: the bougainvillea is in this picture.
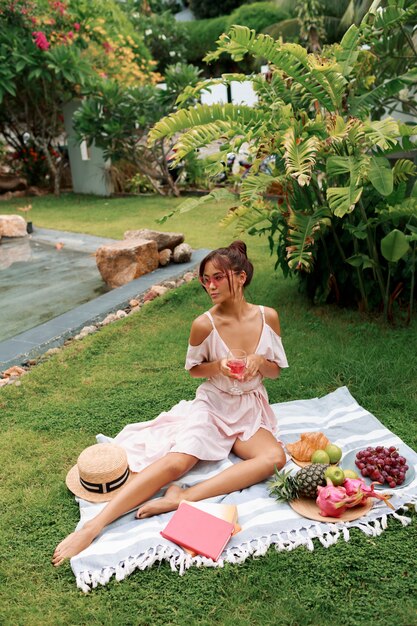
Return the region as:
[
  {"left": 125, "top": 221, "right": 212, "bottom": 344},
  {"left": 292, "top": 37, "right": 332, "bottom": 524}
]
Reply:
[{"left": 0, "top": 0, "right": 158, "bottom": 193}]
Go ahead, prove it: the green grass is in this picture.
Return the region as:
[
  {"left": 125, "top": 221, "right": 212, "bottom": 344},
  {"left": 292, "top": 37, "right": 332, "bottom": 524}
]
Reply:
[
  {"left": 0, "top": 191, "right": 235, "bottom": 249},
  {"left": 0, "top": 194, "right": 416, "bottom": 625}
]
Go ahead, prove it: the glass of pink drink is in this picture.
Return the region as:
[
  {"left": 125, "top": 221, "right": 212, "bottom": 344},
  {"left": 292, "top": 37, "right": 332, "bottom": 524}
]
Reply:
[{"left": 227, "top": 349, "right": 247, "bottom": 395}]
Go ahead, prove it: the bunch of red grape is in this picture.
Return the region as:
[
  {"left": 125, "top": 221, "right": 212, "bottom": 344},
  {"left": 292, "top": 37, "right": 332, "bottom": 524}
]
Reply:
[{"left": 355, "top": 445, "right": 409, "bottom": 488}]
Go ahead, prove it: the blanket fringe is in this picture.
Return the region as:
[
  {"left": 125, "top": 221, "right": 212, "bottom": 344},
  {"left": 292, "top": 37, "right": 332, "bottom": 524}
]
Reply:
[{"left": 74, "top": 503, "right": 417, "bottom": 592}]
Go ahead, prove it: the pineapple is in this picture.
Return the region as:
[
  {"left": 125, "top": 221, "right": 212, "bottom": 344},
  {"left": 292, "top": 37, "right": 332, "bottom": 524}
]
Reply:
[{"left": 269, "top": 463, "right": 329, "bottom": 501}]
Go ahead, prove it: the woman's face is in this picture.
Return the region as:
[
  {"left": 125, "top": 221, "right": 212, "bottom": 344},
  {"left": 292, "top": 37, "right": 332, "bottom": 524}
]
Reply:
[{"left": 200, "top": 260, "right": 243, "bottom": 303}]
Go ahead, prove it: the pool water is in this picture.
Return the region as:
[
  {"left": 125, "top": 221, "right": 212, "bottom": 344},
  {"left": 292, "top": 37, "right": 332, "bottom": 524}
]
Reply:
[{"left": 0, "top": 237, "right": 109, "bottom": 342}]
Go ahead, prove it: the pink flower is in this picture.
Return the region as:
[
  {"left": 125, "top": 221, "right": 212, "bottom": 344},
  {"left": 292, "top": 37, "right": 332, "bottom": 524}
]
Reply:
[
  {"left": 73, "top": 22, "right": 80, "bottom": 31},
  {"left": 52, "top": 1, "right": 66, "bottom": 16},
  {"left": 32, "top": 31, "right": 50, "bottom": 51},
  {"left": 67, "top": 31, "right": 73, "bottom": 39}
]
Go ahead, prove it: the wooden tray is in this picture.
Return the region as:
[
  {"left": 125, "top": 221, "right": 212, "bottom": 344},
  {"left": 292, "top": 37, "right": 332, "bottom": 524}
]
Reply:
[{"left": 289, "top": 496, "right": 372, "bottom": 523}]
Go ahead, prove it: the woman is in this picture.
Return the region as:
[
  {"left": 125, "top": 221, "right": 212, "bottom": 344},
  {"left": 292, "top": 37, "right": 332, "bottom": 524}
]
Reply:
[{"left": 52, "top": 241, "right": 288, "bottom": 566}]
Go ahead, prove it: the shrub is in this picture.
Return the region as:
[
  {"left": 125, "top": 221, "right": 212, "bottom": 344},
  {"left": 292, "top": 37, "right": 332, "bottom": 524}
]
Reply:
[
  {"left": 189, "top": 0, "right": 244, "bottom": 20},
  {"left": 227, "top": 2, "right": 290, "bottom": 34},
  {"left": 183, "top": 16, "right": 230, "bottom": 64},
  {"left": 138, "top": 12, "right": 190, "bottom": 72}
]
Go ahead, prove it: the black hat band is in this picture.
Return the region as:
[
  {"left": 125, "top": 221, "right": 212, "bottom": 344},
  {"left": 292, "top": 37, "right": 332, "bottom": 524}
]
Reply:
[{"left": 79, "top": 466, "right": 130, "bottom": 494}]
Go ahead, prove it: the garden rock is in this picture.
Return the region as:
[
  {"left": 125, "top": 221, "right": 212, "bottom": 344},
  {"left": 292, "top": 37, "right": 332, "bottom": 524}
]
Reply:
[
  {"left": 95, "top": 238, "right": 159, "bottom": 288},
  {"left": 0, "top": 214, "right": 27, "bottom": 237},
  {"left": 173, "top": 243, "right": 192, "bottom": 263},
  {"left": 150, "top": 284, "right": 168, "bottom": 297},
  {"left": 183, "top": 271, "right": 196, "bottom": 283},
  {"left": 158, "top": 248, "right": 172, "bottom": 266},
  {"left": 101, "top": 313, "right": 118, "bottom": 326},
  {"left": 124, "top": 229, "right": 184, "bottom": 251}
]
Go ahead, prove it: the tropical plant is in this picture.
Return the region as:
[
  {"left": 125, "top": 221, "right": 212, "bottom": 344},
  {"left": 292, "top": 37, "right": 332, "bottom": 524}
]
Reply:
[
  {"left": 73, "top": 63, "right": 202, "bottom": 196},
  {"left": 148, "top": 0, "right": 417, "bottom": 320},
  {"left": 0, "top": 0, "right": 157, "bottom": 194}
]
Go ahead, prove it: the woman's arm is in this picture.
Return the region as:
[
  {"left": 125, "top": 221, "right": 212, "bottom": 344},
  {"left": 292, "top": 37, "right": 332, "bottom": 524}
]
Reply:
[{"left": 187, "top": 315, "right": 221, "bottom": 379}]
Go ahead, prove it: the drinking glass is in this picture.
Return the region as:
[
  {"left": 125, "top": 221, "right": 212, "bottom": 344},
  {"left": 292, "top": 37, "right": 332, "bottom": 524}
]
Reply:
[{"left": 226, "top": 349, "right": 247, "bottom": 395}]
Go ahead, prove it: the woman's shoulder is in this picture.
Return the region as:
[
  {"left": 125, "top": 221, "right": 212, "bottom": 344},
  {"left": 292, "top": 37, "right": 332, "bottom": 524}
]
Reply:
[
  {"left": 189, "top": 313, "right": 213, "bottom": 347},
  {"left": 262, "top": 306, "right": 281, "bottom": 336}
]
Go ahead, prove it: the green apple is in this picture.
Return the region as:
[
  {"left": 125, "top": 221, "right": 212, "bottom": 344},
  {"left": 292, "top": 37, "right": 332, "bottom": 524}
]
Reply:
[
  {"left": 324, "top": 465, "right": 345, "bottom": 486},
  {"left": 311, "top": 449, "right": 330, "bottom": 464},
  {"left": 343, "top": 469, "right": 359, "bottom": 479},
  {"left": 325, "top": 443, "right": 343, "bottom": 464}
]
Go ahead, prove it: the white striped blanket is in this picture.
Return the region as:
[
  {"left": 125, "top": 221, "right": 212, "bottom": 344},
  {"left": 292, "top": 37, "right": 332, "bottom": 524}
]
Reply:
[{"left": 71, "top": 387, "right": 417, "bottom": 592}]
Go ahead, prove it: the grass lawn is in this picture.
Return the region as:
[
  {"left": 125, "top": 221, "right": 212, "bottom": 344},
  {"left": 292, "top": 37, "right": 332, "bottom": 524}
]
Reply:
[{"left": 0, "top": 193, "right": 416, "bottom": 625}]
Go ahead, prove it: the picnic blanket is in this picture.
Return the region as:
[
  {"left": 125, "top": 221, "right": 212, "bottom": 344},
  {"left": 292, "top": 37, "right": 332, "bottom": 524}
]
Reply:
[{"left": 70, "top": 387, "right": 417, "bottom": 592}]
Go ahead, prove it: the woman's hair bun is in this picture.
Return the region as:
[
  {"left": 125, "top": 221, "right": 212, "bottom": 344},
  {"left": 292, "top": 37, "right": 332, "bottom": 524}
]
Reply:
[{"left": 228, "top": 240, "right": 247, "bottom": 257}]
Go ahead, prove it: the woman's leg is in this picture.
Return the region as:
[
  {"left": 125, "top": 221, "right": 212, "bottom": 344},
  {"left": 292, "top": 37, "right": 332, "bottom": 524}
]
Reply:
[
  {"left": 52, "top": 452, "right": 198, "bottom": 566},
  {"left": 137, "top": 429, "right": 285, "bottom": 518}
]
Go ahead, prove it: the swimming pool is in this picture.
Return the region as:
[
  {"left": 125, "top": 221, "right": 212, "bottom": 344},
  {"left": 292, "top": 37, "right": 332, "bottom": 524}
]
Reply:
[
  {"left": 0, "top": 235, "right": 109, "bottom": 342},
  {"left": 0, "top": 228, "right": 207, "bottom": 370}
]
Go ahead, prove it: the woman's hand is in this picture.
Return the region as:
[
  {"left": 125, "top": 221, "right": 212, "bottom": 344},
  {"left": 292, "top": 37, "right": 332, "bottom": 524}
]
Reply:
[
  {"left": 241, "top": 354, "right": 264, "bottom": 381},
  {"left": 219, "top": 357, "right": 235, "bottom": 378}
]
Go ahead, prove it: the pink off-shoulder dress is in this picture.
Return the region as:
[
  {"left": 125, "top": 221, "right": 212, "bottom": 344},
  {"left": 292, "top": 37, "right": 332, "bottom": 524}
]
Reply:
[{"left": 114, "top": 306, "right": 288, "bottom": 472}]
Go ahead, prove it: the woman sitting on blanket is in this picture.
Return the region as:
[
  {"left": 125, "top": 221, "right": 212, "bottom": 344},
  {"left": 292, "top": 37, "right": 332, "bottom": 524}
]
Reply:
[{"left": 52, "top": 240, "right": 289, "bottom": 566}]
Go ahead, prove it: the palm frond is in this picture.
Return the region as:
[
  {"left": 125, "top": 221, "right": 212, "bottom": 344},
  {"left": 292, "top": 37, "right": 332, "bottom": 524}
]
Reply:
[
  {"left": 176, "top": 74, "right": 253, "bottom": 107},
  {"left": 240, "top": 173, "right": 284, "bottom": 202},
  {"left": 148, "top": 103, "right": 265, "bottom": 145},
  {"left": 283, "top": 128, "right": 319, "bottom": 187},
  {"left": 363, "top": 118, "right": 399, "bottom": 150},
  {"left": 170, "top": 121, "right": 235, "bottom": 163},
  {"left": 392, "top": 159, "right": 417, "bottom": 184},
  {"left": 348, "top": 72, "right": 415, "bottom": 116},
  {"left": 157, "top": 188, "right": 236, "bottom": 224},
  {"left": 205, "top": 26, "right": 346, "bottom": 111},
  {"left": 327, "top": 186, "right": 363, "bottom": 217},
  {"left": 219, "top": 200, "right": 272, "bottom": 233},
  {"left": 377, "top": 198, "right": 417, "bottom": 224},
  {"left": 286, "top": 207, "right": 332, "bottom": 272}
]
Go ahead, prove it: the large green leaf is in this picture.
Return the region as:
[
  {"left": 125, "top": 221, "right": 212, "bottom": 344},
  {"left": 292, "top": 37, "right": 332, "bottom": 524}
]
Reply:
[
  {"left": 380, "top": 229, "right": 410, "bottom": 262},
  {"left": 326, "top": 155, "right": 364, "bottom": 184},
  {"left": 335, "top": 24, "right": 360, "bottom": 77},
  {"left": 363, "top": 119, "right": 399, "bottom": 150},
  {"left": 368, "top": 156, "right": 393, "bottom": 196},
  {"left": 327, "top": 186, "right": 363, "bottom": 217}
]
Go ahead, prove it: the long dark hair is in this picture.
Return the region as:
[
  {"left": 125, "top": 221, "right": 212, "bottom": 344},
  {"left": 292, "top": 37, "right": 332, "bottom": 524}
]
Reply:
[{"left": 199, "top": 241, "right": 254, "bottom": 288}]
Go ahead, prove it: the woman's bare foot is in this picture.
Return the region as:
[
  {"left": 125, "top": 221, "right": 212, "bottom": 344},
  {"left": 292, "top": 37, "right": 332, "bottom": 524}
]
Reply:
[
  {"left": 51, "top": 526, "right": 97, "bottom": 567},
  {"left": 136, "top": 484, "right": 184, "bottom": 519}
]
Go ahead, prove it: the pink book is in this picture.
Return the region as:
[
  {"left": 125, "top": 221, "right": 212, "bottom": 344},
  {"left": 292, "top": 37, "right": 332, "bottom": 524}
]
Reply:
[{"left": 160, "top": 501, "right": 235, "bottom": 561}]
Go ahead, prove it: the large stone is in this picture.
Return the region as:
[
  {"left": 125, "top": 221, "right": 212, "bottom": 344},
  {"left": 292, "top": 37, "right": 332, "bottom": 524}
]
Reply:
[
  {"left": 124, "top": 229, "right": 184, "bottom": 251},
  {"left": 172, "top": 242, "right": 192, "bottom": 263},
  {"left": 158, "top": 248, "right": 172, "bottom": 266},
  {"left": 0, "top": 214, "right": 27, "bottom": 237},
  {"left": 96, "top": 238, "right": 159, "bottom": 288}
]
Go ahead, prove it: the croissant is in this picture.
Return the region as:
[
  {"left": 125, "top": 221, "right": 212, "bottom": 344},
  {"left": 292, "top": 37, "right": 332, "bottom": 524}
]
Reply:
[{"left": 286, "top": 432, "right": 330, "bottom": 462}]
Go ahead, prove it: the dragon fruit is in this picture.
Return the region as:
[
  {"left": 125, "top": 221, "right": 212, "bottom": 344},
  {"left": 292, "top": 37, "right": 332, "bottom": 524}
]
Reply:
[
  {"left": 316, "top": 477, "right": 394, "bottom": 517},
  {"left": 343, "top": 478, "right": 394, "bottom": 510},
  {"left": 316, "top": 482, "right": 352, "bottom": 517}
]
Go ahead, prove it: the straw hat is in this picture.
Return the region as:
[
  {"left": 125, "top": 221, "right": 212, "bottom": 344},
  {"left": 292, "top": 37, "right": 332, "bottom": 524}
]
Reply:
[{"left": 66, "top": 443, "right": 134, "bottom": 503}]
